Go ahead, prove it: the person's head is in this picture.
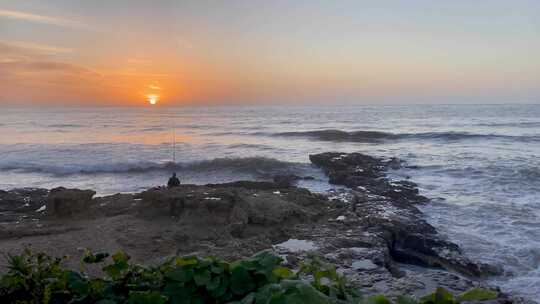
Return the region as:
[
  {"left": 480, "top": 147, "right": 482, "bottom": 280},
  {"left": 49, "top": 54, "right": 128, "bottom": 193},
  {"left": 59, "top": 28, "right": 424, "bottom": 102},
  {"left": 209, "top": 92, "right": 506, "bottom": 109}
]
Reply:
[{"left": 172, "top": 172, "right": 177, "bottom": 177}]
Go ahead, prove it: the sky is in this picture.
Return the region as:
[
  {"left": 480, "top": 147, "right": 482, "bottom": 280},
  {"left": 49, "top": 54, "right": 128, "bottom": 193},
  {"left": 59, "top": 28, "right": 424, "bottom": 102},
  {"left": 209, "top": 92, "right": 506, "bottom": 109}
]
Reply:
[{"left": 0, "top": 0, "right": 539, "bottom": 106}]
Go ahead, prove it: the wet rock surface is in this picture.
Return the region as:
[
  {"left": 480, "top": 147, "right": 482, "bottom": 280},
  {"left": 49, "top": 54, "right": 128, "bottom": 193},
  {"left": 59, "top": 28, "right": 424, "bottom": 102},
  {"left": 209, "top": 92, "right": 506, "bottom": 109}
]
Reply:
[
  {"left": 0, "top": 153, "right": 527, "bottom": 303},
  {"left": 272, "top": 174, "right": 315, "bottom": 187},
  {"left": 310, "top": 152, "right": 501, "bottom": 277},
  {"left": 310, "top": 152, "right": 424, "bottom": 204},
  {"left": 0, "top": 188, "right": 48, "bottom": 214}
]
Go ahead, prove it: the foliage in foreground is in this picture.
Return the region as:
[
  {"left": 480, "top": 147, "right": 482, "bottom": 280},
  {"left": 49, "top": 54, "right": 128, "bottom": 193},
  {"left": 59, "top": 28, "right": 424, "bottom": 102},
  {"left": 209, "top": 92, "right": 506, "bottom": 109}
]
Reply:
[{"left": 0, "top": 249, "right": 498, "bottom": 304}]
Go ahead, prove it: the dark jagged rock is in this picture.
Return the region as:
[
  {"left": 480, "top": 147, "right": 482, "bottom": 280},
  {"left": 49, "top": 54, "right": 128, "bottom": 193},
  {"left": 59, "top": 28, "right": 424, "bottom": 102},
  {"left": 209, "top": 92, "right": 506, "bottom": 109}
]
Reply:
[
  {"left": 206, "top": 181, "right": 282, "bottom": 190},
  {"left": 310, "top": 152, "right": 426, "bottom": 204},
  {"left": 272, "top": 174, "right": 302, "bottom": 187},
  {"left": 310, "top": 152, "right": 501, "bottom": 278},
  {"left": 271, "top": 174, "right": 314, "bottom": 187},
  {"left": 46, "top": 187, "right": 96, "bottom": 217},
  {"left": 0, "top": 188, "right": 48, "bottom": 213}
]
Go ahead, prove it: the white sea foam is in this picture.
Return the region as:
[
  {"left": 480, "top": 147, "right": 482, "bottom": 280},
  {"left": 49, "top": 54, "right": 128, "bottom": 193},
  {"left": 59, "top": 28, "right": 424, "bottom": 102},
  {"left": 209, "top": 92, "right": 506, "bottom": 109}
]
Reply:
[{"left": 274, "top": 239, "right": 318, "bottom": 253}]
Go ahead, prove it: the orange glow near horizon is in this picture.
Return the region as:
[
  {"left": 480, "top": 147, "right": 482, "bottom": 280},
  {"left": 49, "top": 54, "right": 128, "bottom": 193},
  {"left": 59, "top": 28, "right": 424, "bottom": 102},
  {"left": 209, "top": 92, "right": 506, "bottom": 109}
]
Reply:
[
  {"left": 1, "top": 2, "right": 538, "bottom": 106},
  {"left": 147, "top": 94, "right": 158, "bottom": 105}
]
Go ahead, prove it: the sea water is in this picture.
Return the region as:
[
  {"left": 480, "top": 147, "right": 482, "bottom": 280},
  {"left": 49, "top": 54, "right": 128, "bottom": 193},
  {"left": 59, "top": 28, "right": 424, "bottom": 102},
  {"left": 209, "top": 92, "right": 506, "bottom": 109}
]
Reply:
[{"left": 1, "top": 104, "right": 539, "bottom": 298}]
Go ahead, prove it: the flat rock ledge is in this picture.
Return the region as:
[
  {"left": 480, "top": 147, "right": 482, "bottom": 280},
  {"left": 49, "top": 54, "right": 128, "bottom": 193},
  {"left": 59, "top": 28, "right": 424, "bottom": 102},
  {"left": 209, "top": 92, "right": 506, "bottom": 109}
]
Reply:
[{"left": 0, "top": 152, "right": 528, "bottom": 303}]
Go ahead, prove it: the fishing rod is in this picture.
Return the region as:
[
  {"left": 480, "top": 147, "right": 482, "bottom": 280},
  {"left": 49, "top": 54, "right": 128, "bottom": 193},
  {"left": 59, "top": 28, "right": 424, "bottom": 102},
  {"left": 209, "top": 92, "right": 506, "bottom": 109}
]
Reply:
[
  {"left": 166, "top": 117, "right": 181, "bottom": 188},
  {"left": 172, "top": 125, "right": 176, "bottom": 164}
]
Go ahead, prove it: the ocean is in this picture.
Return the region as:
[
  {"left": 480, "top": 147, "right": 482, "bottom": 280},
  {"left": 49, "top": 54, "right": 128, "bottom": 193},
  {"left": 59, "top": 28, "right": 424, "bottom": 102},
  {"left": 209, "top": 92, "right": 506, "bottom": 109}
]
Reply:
[{"left": 1, "top": 104, "right": 539, "bottom": 298}]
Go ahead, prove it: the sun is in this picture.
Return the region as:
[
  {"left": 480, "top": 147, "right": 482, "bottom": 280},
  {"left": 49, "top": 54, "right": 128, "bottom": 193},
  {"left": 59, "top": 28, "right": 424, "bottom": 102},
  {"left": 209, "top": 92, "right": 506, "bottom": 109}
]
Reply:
[{"left": 147, "top": 94, "right": 159, "bottom": 105}]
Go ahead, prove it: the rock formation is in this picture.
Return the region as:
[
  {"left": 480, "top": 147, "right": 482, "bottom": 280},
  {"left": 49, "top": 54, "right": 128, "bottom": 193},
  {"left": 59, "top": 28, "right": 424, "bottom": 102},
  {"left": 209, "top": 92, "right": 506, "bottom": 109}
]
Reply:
[{"left": 46, "top": 187, "right": 96, "bottom": 217}]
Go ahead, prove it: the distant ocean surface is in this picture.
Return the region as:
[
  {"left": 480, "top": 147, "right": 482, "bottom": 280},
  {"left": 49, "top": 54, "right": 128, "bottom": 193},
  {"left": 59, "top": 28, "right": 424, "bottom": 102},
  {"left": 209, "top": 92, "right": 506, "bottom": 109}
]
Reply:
[{"left": 1, "top": 104, "right": 539, "bottom": 298}]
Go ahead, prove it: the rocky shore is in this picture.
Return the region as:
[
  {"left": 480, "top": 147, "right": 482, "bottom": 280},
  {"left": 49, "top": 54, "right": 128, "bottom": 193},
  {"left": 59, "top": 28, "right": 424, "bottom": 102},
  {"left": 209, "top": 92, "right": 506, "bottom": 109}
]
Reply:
[{"left": 0, "top": 152, "right": 527, "bottom": 303}]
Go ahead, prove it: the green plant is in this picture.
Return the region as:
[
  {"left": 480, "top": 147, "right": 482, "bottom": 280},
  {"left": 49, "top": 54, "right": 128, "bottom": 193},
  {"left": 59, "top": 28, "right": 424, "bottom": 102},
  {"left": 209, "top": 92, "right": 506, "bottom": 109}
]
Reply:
[
  {"left": 0, "top": 249, "right": 499, "bottom": 304},
  {"left": 298, "top": 255, "right": 361, "bottom": 302}
]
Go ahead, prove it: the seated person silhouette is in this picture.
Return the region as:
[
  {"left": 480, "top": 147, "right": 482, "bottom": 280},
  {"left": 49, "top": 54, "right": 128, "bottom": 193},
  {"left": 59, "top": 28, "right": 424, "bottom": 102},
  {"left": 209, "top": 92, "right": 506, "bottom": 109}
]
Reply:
[{"left": 167, "top": 172, "right": 181, "bottom": 188}]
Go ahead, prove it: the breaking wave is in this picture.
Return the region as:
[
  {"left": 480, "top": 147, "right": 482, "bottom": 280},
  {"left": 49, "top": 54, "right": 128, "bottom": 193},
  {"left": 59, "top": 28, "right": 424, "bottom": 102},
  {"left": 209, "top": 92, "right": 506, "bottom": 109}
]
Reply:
[
  {"left": 47, "top": 124, "right": 84, "bottom": 128},
  {"left": 0, "top": 157, "right": 305, "bottom": 177},
  {"left": 226, "top": 143, "right": 274, "bottom": 150},
  {"left": 474, "top": 122, "right": 540, "bottom": 128},
  {"left": 270, "top": 129, "right": 540, "bottom": 143},
  {"left": 272, "top": 130, "right": 396, "bottom": 142}
]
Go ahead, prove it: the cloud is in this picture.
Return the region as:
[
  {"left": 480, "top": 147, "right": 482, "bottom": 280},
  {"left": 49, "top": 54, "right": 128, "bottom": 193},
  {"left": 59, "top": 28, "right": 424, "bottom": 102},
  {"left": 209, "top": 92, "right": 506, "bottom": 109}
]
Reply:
[
  {"left": 148, "top": 85, "right": 162, "bottom": 90},
  {"left": 0, "top": 41, "right": 49, "bottom": 64},
  {"left": 0, "top": 40, "right": 73, "bottom": 55},
  {"left": 0, "top": 9, "right": 84, "bottom": 28},
  {"left": 0, "top": 41, "right": 74, "bottom": 68},
  {"left": 27, "top": 61, "right": 99, "bottom": 75},
  {"left": 0, "top": 60, "right": 101, "bottom": 77},
  {"left": 0, "top": 42, "right": 100, "bottom": 79},
  {"left": 112, "top": 71, "right": 173, "bottom": 78},
  {"left": 127, "top": 58, "right": 151, "bottom": 65}
]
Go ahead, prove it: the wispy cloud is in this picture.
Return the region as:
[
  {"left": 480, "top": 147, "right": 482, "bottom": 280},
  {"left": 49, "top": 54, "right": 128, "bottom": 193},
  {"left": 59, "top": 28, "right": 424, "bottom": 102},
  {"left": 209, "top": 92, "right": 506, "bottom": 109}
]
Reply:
[
  {"left": 148, "top": 85, "right": 162, "bottom": 90},
  {"left": 0, "top": 42, "right": 99, "bottom": 79},
  {"left": 127, "top": 58, "right": 151, "bottom": 65},
  {"left": 0, "top": 9, "right": 84, "bottom": 28},
  {"left": 113, "top": 71, "right": 174, "bottom": 78},
  {"left": 1, "top": 40, "right": 73, "bottom": 55},
  {"left": 0, "top": 59, "right": 101, "bottom": 77}
]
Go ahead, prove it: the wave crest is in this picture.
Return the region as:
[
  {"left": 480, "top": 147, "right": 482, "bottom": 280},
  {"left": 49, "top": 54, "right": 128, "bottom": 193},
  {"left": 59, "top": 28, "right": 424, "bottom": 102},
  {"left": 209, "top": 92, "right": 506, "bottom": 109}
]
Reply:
[
  {"left": 47, "top": 124, "right": 84, "bottom": 128},
  {"left": 270, "top": 129, "right": 539, "bottom": 143},
  {"left": 0, "top": 157, "right": 303, "bottom": 177},
  {"left": 274, "top": 130, "right": 395, "bottom": 142}
]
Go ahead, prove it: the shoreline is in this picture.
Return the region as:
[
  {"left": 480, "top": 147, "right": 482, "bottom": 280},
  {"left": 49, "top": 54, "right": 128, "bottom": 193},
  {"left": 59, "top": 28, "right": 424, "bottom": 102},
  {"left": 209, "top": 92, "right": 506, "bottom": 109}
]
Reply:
[{"left": 0, "top": 152, "right": 529, "bottom": 303}]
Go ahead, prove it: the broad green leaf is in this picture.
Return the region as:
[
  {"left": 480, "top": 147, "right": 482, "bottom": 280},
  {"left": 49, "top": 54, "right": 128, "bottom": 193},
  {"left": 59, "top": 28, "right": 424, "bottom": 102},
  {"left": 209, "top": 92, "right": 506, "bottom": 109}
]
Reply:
[
  {"left": 211, "top": 263, "right": 225, "bottom": 274},
  {"left": 434, "top": 287, "right": 455, "bottom": 304},
  {"left": 112, "top": 251, "right": 130, "bottom": 264},
  {"left": 206, "top": 275, "right": 221, "bottom": 291},
  {"left": 253, "top": 251, "right": 282, "bottom": 269},
  {"left": 458, "top": 287, "right": 498, "bottom": 301},
  {"left": 103, "top": 251, "right": 130, "bottom": 279},
  {"left": 83, "top": 250, "right": 109, "bottom": 264},
  {"left": 89, "top": 279, "right": 107, "bottom": 295},
  {"left": 165, "top": 268, "right": 193, "bottom": 282},
  {"left": 175, "top": 256, "right": 198, "bottom": 267},
  {"left": 230, "top": 266, "right": 256, "bottom": 295},
  {"left": 128, "top": 291, "right": 168, "bottom": 304},
  {"left": 396, "top": 295, "right": 418, "bottom": 304},
  {"left": 364, "top": 295, "right": 392, "bottom": 304},
  {"left": 276, "top": 280, "right": 331, "bottom": 304},
  {"left": 420, "top": 287, "right": 455, "bottom": 304},
  {"left": 237, "top": 259, "right": 258, "bottom": 271},
  {"left": 289, "top": 282, "right": 331, "bottom": 304},
  {"left": 163, "top": 282, "right": 192, "bottom": 304},
  {"left": 272, "top": 267, "right": 294, "bottom": 279},
  {"left": 67, "top": 271, "right": 90, "bottom": 296},
  {"left": 193, "top": 268, "right": 211, "bottom": 286},
  {"left": 211, "top": 275, "right": 229, "bottom": 298},
  {"left": 102, "top": 263, "right": 125, "bottom": 280},
  {"left": 254, "top": 283, "right": 285, "bottom": 304}
]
